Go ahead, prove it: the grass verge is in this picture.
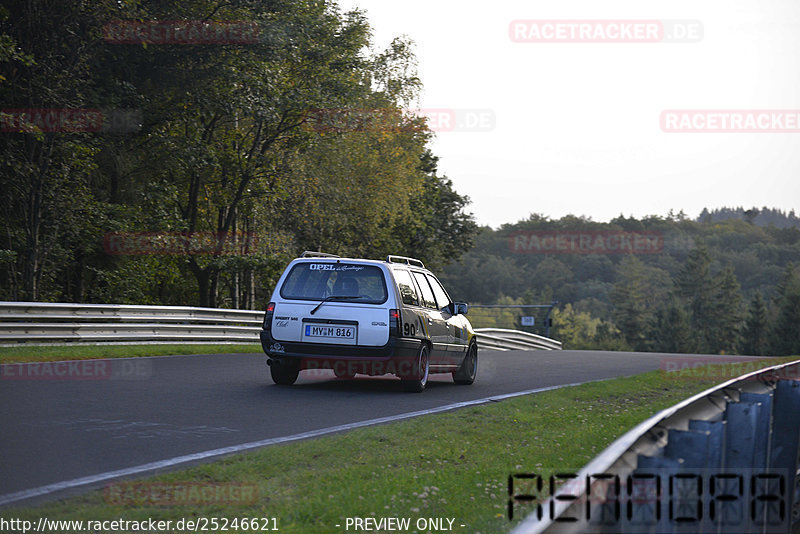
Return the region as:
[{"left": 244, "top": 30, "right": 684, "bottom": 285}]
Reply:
[
  {"left": 6, "top": 359, "right": 794, "bottom": 534},
  {"left": 0, "top": 344, "right": 263, "bottom": 364}
]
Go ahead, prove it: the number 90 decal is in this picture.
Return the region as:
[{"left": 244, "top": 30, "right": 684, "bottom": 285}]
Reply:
[{"left": 403, "top": 322, "right": 417, "bottom": 336}]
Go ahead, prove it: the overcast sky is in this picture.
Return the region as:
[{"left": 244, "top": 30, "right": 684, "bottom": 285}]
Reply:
[{"left": 335, "top": 0, "right": 800, "bottom": 228}]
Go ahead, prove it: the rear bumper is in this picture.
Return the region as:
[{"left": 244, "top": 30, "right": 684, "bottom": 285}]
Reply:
[{"left": 260, "top": 329, "right": 421, "bottom": 375}]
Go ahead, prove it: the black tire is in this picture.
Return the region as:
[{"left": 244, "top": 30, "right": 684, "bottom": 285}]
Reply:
[
  {"left": 269, "top": 359, "right": 299, "bottom": 385},
  {"left": 453, "top": 342, "right": 477, "bottom": 385},
  {"left": 402, "top": 344, "right": 430, "bottom": 393}
]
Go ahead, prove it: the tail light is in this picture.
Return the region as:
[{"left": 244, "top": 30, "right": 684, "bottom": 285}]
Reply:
[
  {"left": 389, "top": 308, "right": 401, "bottom": 337},
  {"left": 263, "top": 302, "right": 275, "bottom": 330}
]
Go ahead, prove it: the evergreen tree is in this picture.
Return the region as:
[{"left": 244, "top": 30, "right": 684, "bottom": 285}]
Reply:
[
  {"left": 610, "top": 256, "right": 653, "bottom": 350},
  {"left": 707, "top": 266, "right": 742, "bottom": 354},
  {"left": 651, "top": 298, "right": 698, "bottom": 353},
  {"left": 740, "top": 292, "right": 767, "bottom": 355},
  {"left": 769, "top": 264, "right": 800, "bottom": 355},
  {"left": 674, "top": 242, "right": 714, "bottom": 352}
]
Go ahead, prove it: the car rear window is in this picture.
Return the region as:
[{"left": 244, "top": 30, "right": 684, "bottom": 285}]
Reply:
[{"left": 279, "top": 262, "right": 388, "bottom": 304}]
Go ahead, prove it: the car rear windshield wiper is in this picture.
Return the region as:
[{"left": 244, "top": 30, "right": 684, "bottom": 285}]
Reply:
[{"left": 310, "top": 295, "right": 362, "bottom": 315}]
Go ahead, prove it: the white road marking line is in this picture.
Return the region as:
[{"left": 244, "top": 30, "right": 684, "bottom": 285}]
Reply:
[{"left": 0, "top": 382, "right": 585, "bottom": 506}]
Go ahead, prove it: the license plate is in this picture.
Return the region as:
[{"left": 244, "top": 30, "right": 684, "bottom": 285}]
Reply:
[{"left": 303, "top": 324, "right": 357, "bottom": 344}]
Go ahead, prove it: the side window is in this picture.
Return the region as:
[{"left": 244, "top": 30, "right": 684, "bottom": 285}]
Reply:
[
  {"left": 426, "top": 274, "right": 451, "bottom": 310},
  {"left": 411, "top": 272, "right": 438, "bottom": 309},
  {"left": 393, "top": 269, "right": 419, "bottom": 306}
]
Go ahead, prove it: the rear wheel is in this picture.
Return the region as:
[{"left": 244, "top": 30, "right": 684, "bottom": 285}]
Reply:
[
  {"left": 269, "top": 359, "right": 299, "bottom": 385},
  {"left": 402, "top": 344, "right": 430, "bottom": 393},
  {"left": 453, "top": 342, "right": 477, "bottom": 385}
]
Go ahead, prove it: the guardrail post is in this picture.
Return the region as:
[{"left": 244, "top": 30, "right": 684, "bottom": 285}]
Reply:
[
  {"left": 724, "top": 400, "right": 763, "bottom": 533},
  {"left": 740, "top": 391, "right": 773, "bottom": 469},
  {"left": 687, "top": 419, "right": 724, "bottom": 469},
  {"left": 724, "top": 400, "right": 763, "bottom": 470},
  {"left": 631, "top": 456, "right": 679, "bottom": 533},
  {"left": 768, "top": 379, "right": 800, "bottom": 533}
]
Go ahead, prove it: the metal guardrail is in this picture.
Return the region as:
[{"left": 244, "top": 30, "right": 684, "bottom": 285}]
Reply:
[
  {"left": 474, "top": 328, "right": 562, "bottom": 351},
  {"left": 510, "top": 358, "right": 800, "bottom": 534},
  {"left": 0, "top": 302, "right": 263, "bottom": 344},
  {"left": 0, "top": 302, "right": 561, "bottom": 350}
]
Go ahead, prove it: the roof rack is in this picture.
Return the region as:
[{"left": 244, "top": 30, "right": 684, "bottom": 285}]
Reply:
[
  {"left": 387, "top": 255, "right": 424, "bottom": 268},
  {"left": 301, "top": 251, "right": 340, "bottom": 258}
]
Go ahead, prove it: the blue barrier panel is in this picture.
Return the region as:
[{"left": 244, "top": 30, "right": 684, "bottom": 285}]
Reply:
[
  {"left": 725, "top": 401, "right": 763, "bottom": 469},
  {"left": 768, "top": 380, "right": 800, "bottom": 534},
  {"left": 688, "top": 419, "right": 724, "bottom": 469},
  {"left": 740, "top": 391, "right": 773, "bottom": 470}
]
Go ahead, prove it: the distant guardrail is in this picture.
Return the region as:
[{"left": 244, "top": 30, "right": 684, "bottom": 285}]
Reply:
[
  {"left": 0, "top": 302, "right": 561, "bottom": 350},
  {"left": 510, "top": 358, "right": 800, "bottom": 534},
  {"left": 0, "top": 302, "right": 263, "bottom": 344},
  {"left": 473, "top": 328, "right": 561, "bottom": 351}
]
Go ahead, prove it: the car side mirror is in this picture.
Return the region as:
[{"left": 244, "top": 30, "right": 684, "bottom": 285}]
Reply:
[{"left": 454, "top": 302, "right": 468, "bottom": 315}]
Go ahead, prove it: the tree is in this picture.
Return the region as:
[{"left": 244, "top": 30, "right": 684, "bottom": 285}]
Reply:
[
  {"left": 707, "top": 266, "right": 742, "bottom": 353},
  {"left": 551, "top": 303, "right": 620, "bottom": 349},
  {"left": 551, "top": 303, "right": 599, "bottom": 349},
  {"left": 2, "top": 1, "right": 472, "bottom": 308},
  {"left": 279, "top": 102, "right": 427, "bottom": 258},
  {"left": 670, "top": 245, "right": 743, "bottom": 354},
  {"left": 740, "top": 292, "right": 767, "bottom": 355},
  {"left": 122, "top": 1, "right": 377, "bottom": 307},
  {"left": 532, "top": 256, "right": 575, "bottom": 301},
  {"left": 389, "top": 150, "right": 478, "bottom": 270},
  {"left": 769, "top": 264, "right": 800, "bottom": 355},
  {"left": 438, "top": 251, "right": 531, "bottom": 304},
  {"left": 650, "top": 298, "right": 698, "bottom": 353},
  {"left": 1, "top": 1, "right": 113, "bottom": 300},
  {"left": 439, "top": 211, "right": 799, "bottom": 353},
  {"left": 674, "top": 242, "right": 715, "bottom": 352},
  {"left": 610, "top": 256, "right": 669, "bottom": 350}
]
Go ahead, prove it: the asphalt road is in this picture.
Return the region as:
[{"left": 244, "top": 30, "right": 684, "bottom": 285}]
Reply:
[{"left": 0, "top": 349, "right": 760, "bottom": 506}]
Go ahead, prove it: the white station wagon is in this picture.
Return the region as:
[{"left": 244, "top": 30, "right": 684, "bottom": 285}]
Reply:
[{"left": 260, "top": 252, "right": 477, "bottom": 392}]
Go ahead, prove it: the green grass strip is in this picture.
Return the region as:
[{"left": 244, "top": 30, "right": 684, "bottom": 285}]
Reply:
[
  {"left": 8, "top": 361, "right": 794, "bottom": 534},
  {"left": 0, "top": 344, "right": 263, "bottom": 364}
]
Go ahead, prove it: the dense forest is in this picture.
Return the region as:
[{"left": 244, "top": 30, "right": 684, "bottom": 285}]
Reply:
[
  {"left": 439, "top": 208, "right": 800, "bottom": 355},
  {"left": 699, "top": 207, "right": 800, "bottom": 229},
  {"left": 0, "top": 0, "right": 478, "bottom": 308}
]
